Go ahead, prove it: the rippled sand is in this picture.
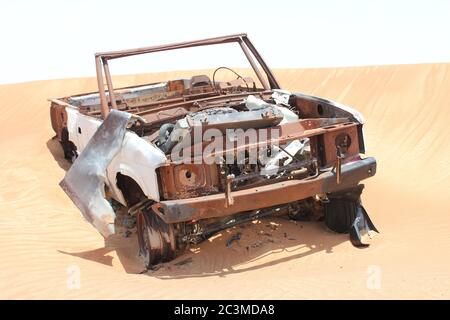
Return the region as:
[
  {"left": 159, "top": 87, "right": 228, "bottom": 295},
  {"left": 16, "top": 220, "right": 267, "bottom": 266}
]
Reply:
[{"left": 0, "top": 64, "right": 449, "bottom": 299}]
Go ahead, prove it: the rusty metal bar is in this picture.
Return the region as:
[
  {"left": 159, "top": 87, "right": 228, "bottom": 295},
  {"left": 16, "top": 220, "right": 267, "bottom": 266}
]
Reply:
[
  {"left": 191, "top": 120, "right": 356, "bottom": 163},
  {"left": 336, "top": 154, "right": 342, "bottom": 184},
  {"left": 238, "top": 39, "right": 269, "bottom": 90},
  {"left": 94, "top": 34, "right": 280, "bottom": 113},
  {"left": 95, "top": 56, "right": 109, "bottom": 118},
  {"left": 242, "top": 36, "right": 281, "bottom": 89},
  {"left": 102, "top": 59, "right": 118, "bottom": 110},
  {"left": 225, "top": 174, "right": 235, "bottom": 207},
  {"left": 135, "top": 90, "right": 272, "bottom": 116},
  {"left": 48, "top": 98, "right": 77, "bottom": 109},
  {"left": 95, "top": 33, "right": 247, "bottom": 60}
]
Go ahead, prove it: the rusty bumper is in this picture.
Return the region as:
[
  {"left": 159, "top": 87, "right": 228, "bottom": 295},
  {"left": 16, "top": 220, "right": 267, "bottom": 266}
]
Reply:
[{"left": 154, "top": 157, "right": 376, "bottom": 223}]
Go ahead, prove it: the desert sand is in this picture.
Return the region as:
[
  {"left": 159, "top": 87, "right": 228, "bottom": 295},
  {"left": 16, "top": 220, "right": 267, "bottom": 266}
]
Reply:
[{"left": 0, "top": 64, "right": 449, "bottom": 299}]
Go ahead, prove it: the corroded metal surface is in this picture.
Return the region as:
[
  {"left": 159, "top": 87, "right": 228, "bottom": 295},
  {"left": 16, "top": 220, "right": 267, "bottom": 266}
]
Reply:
[{"left": 153, "top": 157, "right": 376, "bottom": 223}]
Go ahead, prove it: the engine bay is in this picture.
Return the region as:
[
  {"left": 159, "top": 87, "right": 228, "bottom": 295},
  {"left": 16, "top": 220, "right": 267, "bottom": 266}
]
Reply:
[{"left": 155, "top": 92, "right": 319, "bottom": 200}]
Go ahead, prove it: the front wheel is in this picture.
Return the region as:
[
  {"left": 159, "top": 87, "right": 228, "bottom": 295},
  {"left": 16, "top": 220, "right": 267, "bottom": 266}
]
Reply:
[
  {"left": 324, "top": 185, "right": 364, "bottom": 233},
  {"left": 324, "top": 184, "right": 379, "bottom": 247},
  {"left": 324, "top": 198, "right": 357, "bottom": 233},
  {"left": 136, "top": 207, "right": 177, "bottom": 269}
]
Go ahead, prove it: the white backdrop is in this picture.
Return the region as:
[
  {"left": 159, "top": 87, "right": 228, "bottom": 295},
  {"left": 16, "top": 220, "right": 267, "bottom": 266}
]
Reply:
[{"left": 1, "top": 0, "right": 449, "bottom": 84}]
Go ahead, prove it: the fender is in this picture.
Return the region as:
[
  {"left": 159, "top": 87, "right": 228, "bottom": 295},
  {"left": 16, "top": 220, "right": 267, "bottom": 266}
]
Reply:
[
  {"left": 293, "top": 92, "right": 365, "bottom": 124},
  {"left": 60, "top": 110, "right": 131, "bottom": 237},
  {"left": 293, "top": 92, "right": 367, "bottom": 153},
  {"left": 66, "top": 107, "right": 167, "bottom": 206},
  {"left": 107, "top": 130, "right": 167, "bottom": 205}
]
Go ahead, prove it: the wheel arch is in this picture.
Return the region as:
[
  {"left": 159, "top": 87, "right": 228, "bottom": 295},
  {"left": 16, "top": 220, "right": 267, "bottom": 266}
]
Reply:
[{"left": 113, "top": 168, "right": 156, "bottom": 207}]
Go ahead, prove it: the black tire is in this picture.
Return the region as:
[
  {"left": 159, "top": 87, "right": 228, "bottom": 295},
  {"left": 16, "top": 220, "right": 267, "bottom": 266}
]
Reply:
[
  {"left": 324, "top": 199, "right": 357, "bottom": 233},
  {"left": 136, "top": 207, "right": 177, "bottom": 269},
  {"left": 61, "top": 128, "right": 77, "bottom": 162},
  {"left": 62, "top": 142, "right": 77, "bottom": 163},
  {"left": 324, "top": 185, "right": 364, "bottom": 234}
]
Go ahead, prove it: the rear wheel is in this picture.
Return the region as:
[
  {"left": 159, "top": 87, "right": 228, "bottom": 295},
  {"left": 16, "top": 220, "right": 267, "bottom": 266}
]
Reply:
[
  {"left": 136, "top": 207, "right": 177, "bottom": 269},
  {"left": 61, "top": 127, "right": 77, "bottom": 162}
]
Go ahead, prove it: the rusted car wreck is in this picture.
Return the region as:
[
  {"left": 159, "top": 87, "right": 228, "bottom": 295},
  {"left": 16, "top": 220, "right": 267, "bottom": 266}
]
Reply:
[{"left": 50, "top": 34, "right": 378, "bottom": 269}]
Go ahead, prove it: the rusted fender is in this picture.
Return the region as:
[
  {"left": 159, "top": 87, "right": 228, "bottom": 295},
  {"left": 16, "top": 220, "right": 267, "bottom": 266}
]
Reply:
[{"left": 60, "top": 109, "right": 131, "bottom": 237}]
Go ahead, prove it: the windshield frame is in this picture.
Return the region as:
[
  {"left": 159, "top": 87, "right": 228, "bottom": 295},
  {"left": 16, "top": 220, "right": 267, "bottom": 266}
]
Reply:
[{"left": 94, "top": 33, "right": 281, "bottom": 118}]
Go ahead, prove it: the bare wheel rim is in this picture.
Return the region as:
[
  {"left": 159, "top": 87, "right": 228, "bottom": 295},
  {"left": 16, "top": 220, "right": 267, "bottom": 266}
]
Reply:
[
  {"left": 137, "top": 212, "right": 151, "bottom": 266},
  {"left": 136, "top": 210, "right": 171, "bottom": 268}
]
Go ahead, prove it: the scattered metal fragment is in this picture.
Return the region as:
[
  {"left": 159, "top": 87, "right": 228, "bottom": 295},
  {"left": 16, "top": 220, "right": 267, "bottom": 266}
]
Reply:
[
  {"left": 149, "top": 264, "right": 163, "bottom": 271},
  {"left": 226, "top": 232, "right": 242, "bottom": 247},
  {"left": 250, "top": 240, "right": 264, "bottom": 248}
]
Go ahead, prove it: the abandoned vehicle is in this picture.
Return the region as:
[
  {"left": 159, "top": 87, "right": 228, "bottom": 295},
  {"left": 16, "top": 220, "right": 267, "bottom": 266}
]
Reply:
[{"left": 50, "top": 34, "right": 378, "bottom": 269}]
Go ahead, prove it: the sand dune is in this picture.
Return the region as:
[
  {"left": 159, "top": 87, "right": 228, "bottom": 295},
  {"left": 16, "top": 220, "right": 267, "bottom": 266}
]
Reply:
[{"left": 0, "top": 64, "right": 449, "bottom": 299}]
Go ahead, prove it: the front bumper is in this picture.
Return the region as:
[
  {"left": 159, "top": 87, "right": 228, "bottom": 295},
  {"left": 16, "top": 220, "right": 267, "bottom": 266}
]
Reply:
[{"left": 153, "top": 157, "right": 376, "bottom": 223}]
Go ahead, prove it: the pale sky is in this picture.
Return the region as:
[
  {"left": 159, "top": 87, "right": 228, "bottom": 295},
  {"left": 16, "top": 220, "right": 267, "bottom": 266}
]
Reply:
[{"left": 1, "top": 0, "right": 449, "bottom": 84}]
